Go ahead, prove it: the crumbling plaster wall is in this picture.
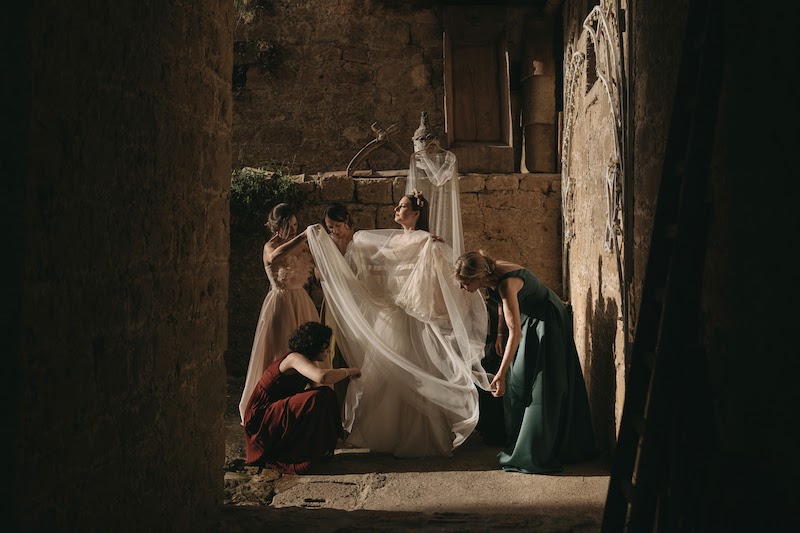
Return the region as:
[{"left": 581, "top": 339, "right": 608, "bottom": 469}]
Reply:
[
  {"left": 561, "top": 0, "right": 690, "bottom": 454},
  {"left": 16, "top": 1, "right": 232, "bottom": 530},
  {"left": 227, "top": 172, "right": 562, "bottom": 376},
  {"left": 232, "top": 0, "right": 530, "bottom": 174}
]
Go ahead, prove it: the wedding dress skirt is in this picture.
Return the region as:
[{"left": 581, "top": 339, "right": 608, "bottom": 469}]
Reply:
[{"left": 306, "top": 226, "right": 491, "bottom": 457}]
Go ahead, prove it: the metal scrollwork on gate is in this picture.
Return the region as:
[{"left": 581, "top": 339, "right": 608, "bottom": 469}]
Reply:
[{"left": 562, "top": 0, "right": 626, "bottom": 254}]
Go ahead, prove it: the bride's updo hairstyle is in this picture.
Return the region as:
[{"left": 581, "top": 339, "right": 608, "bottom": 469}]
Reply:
[
  {"left": 406, "top": 190, "right": 430, "bottom": 232},
  {"left": 267, "top": 202, "right": 296, "bottom": 239},
  {"left": 453, "top": 250, "right": 496, "bottom": 281}
]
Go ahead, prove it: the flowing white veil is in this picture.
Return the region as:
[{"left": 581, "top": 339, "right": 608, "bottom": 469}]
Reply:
[
  {"left": 406, "top": 148, "right": 463, "bottom": 260},
  {"left": 306, "top": 225, "right": 491, "bottom": 456}
]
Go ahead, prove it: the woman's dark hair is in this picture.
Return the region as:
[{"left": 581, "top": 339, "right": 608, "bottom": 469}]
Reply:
[
  {"left": 288, "top": 322, "right": 333, "bottom": 361},
  {"left": 267, "top": 202, "right": 296, "bottom": 238},
  {"left": 405, "top": 192, "right": 429, "bottom": 232},
  {"left": 323, "top": 202, "right": 353, "bottom": 228}
]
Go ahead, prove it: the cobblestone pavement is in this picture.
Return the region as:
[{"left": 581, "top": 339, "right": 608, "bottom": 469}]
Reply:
[{"left": 219, "top": 377, "right": 610, "bottom": 532}]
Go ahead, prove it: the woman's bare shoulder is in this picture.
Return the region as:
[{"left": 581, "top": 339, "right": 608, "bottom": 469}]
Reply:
[
  {"left": 265, "top": 235, "right": 280, "bottom": 249},
  {"left": 496, "top": 260, "right": 525, "bottom": 274},
  {"left": 278, "top": 351, "right": 302, "bottom": 372},
  {"left": 263, "top": 238, "right": 281, "bottom": 264}
]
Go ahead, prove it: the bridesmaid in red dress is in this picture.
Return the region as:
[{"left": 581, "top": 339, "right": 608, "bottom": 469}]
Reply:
[{"left": 243, "top": 322, "right": 361, "bottom": 474}]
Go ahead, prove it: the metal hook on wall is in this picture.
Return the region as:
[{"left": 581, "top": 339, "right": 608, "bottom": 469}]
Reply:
[{"left": 346, "top": 122, "right": 409, "bottom": 177}]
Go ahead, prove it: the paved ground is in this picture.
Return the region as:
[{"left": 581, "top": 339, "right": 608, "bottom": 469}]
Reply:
[{"left": 218, "top": 377, "right": 610, "bottom": 532}]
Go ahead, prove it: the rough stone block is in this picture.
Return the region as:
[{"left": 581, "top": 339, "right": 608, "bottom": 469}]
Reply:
[
  {"left": 328, "top": 61, "right": 373, "bottom": 86},
  {"left": 364, "top": 21, "right": 411, "bottom": 50},
  {"left": 343, "top": 47, "right": 369, "bottom": 64},
  {"left": 355, "top": 178, "right": 393, "bottom": 204},
  {"left": 392, "top": 177, "right": 407, "bottom": 202},
  {"left": 315, "top": 175, "right": 354, "bottom": 202},
  {"left": 376, "top": 205, "right": 397, "bottom": 228},
  {"left": 375, "top": 55, "right": 422, "bottom": 91},
  {"left": 349, "top": 205, "right": 378, "bottom": 230},
  {"left": 297, "top": 205, "right": 322, "bottom": 228},
  {"left": 459, "top": 193, "right": 479, "bottom": 211},
  {"left": 458, "top": 174, "right": 485, "bottom": 193},
  {"left": 520, "top": 173, "right": 561, "bottom": 194},
  {"left": 480, "top": 190, "right": 540, "bottom": 211},
  {"left": 410, "top": 23, "right": 442, "bottom": 47},
  {"left": 485, "top": 175, "right": 520, "bottom": 191},
  {"left": 296, "top": 181, "right": 316, "bottom": 194}
]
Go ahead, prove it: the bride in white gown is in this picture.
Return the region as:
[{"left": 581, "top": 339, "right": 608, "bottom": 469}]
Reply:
[{"left": 306, "top": 189, "right": 492, "bottom": 458}]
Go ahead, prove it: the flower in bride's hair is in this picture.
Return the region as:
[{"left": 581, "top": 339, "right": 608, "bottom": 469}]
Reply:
[{"left": 411, "top": 188, "right": 425, "bottom": 207}]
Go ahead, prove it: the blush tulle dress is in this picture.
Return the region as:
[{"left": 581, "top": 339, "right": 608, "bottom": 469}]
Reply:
[{"left": 238, "top": 248, "right": 319, "bottom": 422}]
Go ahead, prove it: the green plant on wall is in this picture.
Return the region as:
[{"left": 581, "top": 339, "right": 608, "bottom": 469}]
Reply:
[{"left": 230, "top": 162, "right": 303, "bottom": 235}]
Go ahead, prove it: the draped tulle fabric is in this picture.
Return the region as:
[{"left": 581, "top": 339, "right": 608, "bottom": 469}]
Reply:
[
  {"left": 306, "top": 225, "right": 492, "bottom": 457},
  {"left": 407, "top": 149, "right": 463, "bottom": 260},
  {"left": 238, "top": 249, "right": 319, "bottom": 422}
]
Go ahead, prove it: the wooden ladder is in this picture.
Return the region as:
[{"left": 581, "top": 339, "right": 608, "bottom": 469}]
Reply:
[{"left": 601, "top": 0, "right": 724, "bottom": 530}]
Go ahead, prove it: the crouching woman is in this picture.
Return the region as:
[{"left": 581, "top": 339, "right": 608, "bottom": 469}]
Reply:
[{"left": 243, "top": 321, "right": 361, "bottom": 474}]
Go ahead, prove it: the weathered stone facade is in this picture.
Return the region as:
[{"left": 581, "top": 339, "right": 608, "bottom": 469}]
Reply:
[
  {"left": 233, "top": 0, "right": 444, "bottom": 173},
  {"left": 560, "top": 0, "right": 631, "bottom": 455},
  {"left": 231, "top": 0, "right": 537, "bottom": 174},
  {"left": 227, "top": 171, "right": 563, "bottom": 376},
  {"left": 560, "top": 0, "right": 690, "bottom": 453}
]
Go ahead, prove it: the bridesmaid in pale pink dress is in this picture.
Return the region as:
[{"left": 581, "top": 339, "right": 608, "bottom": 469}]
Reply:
[{"left": 238, "top": 203, "right": 320, "bottom": 423}]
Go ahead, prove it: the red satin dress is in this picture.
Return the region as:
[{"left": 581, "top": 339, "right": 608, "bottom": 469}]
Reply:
[{"left": 243, "top": 352, "right": 342, "bottom": 474}]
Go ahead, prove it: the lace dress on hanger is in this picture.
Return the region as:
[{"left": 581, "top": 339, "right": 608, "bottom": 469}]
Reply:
[{"left": 406, "top": 146, "right": 463, "bottom": 260}]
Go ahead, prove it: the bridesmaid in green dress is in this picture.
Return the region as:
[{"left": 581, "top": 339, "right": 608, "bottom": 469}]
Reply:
[{"left": 454, "top": 250, "right": 596, "bottom": 473}]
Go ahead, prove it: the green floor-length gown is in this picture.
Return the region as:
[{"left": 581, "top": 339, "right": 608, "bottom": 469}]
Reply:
[{"left": 487, "top": 269, "right": 596, "bottom": 473}]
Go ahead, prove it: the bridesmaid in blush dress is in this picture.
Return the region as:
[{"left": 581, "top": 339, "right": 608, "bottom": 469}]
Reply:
[{"left": 238, "top": 203, "right": 321, "bottom": 423}]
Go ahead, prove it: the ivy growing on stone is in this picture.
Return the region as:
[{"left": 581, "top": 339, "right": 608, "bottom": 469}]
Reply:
[{"left": 230, "top": 163, "right": 303, "bottom": 235}]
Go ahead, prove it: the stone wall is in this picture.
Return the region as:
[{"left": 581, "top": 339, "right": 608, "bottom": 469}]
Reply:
[
  {"left": 227, "top": 172, "right": 562, "bottom": 376},
  {"left": 233, "top": 0, "right": 444, "bottom": 174},
  {"left": 558, "top": 0, "right": 689, "bottom": 455},
  {"left": 16, "top": 1, "right": 232, "bottom": 530},
  {"left": 560, "top": 0, "right": 630, "bottom": 454},
  {"left": 231, "top": 0, "right": 533, "bottom": 175}
]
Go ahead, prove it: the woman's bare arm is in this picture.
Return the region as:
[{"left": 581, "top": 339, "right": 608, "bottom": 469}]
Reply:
[
  {"left": 280, "top": 352, "right": 361, "bottom": 385},
  {"left": 489, "top": 278, "right": 524, "bottom": 397},
  {"left": 265, "top": 231, "right": 308, "bottom": 265}
]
